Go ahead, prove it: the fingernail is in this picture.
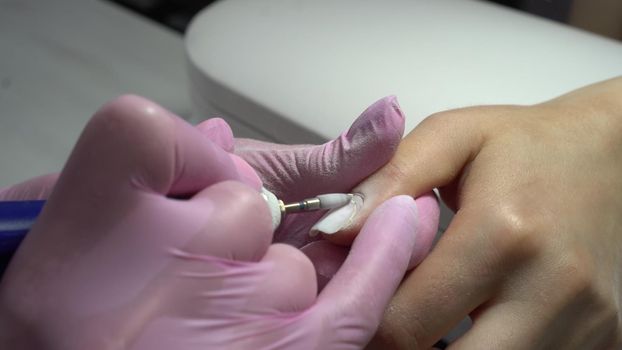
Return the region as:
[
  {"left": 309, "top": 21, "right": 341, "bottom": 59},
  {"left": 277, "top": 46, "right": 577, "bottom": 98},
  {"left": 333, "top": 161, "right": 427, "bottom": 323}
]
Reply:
[{"left": 309, "top": 194, "right": 363, "bottom": 236}]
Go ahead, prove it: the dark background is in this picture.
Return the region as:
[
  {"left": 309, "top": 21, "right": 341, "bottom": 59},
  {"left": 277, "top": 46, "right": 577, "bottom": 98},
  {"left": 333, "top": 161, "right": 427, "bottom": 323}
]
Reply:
[{"left": 106, "top": 0, "right": 621, "bottom": 40}]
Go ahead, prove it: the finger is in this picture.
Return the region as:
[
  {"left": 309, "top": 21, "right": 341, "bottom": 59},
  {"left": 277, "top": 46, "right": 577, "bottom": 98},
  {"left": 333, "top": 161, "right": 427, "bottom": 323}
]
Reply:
[
  {"left": 183, "top": 180, "right": 274, "bottom": 262},
  {"left": 325, "top": 106, "right": 489, "bottom": 244},
  {"left": 371, "top": 206, "right": 533, "bottom": 349},
  {"left": 407, "top": 192, "right": 440, "bottom": 269},
  {"left": 195, "top": 117, "right": 235, "bottom": 152},
  {"left": 300, "top": 240, "right": 348, "bottom": 291},
  {"left": 230, "top": 154, "right": 262, "bottom": 191},
  {"left": 450, "top": 266, "right": 622, "bottom": 350},
  {"left": 307, "top": 192, "right": 440, "bottom": 272},
  {"left": 0, "top": 173, "right": 59, "bottom": 201},
  {"left": 50, "top": 95, "right": 246, "bottom": 205},
  {"left": 244, "top": 243, "right": 317, "bottom": 312},
  {"left": 315, "top": 195, "right": 418, "bottom": 344},
  {"left": 27, "top": 95, "right": 257, "bottom": 253},
  {"left": 235, "top": 95, "right": 405, "bottom": 202}
]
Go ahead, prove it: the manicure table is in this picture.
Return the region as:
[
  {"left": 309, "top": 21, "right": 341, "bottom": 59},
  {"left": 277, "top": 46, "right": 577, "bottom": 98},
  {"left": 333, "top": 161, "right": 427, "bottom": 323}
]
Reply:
[{"left": 186, "top": 0, "right": 622, "bottom": 231}]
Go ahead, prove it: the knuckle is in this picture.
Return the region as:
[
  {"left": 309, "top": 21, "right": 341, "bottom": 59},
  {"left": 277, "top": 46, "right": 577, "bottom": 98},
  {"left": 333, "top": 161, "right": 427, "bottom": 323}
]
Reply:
[
  {"left": 419, "top": 110, "right": 464, "bottom": 132},
  {"left": 197, "top": 181, "right": 272, "bottom": 260},
  {"left": 216, "top": 181, "right": 267, "bottom": 213},
  {"left": 421, "top": 105, "right": 525, "bottom": 138},
  {"left": 380, "top": 159, "right": 409, "bottom": 185},
  {"left": 421, "top": 106, "right": 491, "bottom": 129},
  {"left": 547, "top": 247, "right": 620, "bottom": 336},
  {"left": 557, "top": 248, "right": 595, "bottom": 297},
  {"left": 82, "top": 95, "right": 177, "bottom": 189},
  {"left": 426, "top": 108, "right": 472, "bottom": 122},
  {"left": 93, "top": 95, "right": 155, "bottom": 125},
  {"left": 88, "top": 95, "right": 174, "bottom": 147},
  {"left": 59, "top": 95, "right": 180, "bottom": 193},
  {"left": 486, "top": 207, "right": 543, "bottom": 266}
]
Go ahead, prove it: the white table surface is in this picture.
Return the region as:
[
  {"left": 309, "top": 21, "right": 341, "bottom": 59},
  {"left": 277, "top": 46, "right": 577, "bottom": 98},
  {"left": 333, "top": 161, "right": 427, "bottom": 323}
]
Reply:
[
  {"left": 187, "top": 0, "right": 622, "bottom": 143},
  {"left": 186, "top": 0, "right": 622, "bottom": 232},
  {"left": 0, "top": 0, "right": 192, "bottom": 187}
]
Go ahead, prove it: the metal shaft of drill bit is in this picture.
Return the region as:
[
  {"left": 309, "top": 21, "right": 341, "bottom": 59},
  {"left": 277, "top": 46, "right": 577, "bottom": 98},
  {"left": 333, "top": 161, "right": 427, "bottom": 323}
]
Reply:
[
  {"left": 281, "top": 197, "right": 322, "bottom": 214},
  {"left": 280, "top": 193, "right": 352, "bottom": 216}
]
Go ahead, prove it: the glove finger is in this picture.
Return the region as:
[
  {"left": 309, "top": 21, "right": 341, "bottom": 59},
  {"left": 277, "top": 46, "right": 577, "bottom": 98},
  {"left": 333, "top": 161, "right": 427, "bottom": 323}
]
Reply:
[
  {"left": 300, "top": 240, "right": 348, "bottom": 292},
  {"left": 126, "top": 181, "right": 275, "bottom": 324},
  {"left": 235, "top": 96, "right": 405, "bottom": 202},
  {"left": 230, "top": 154, "right": 262, "bottom": 191},
  {"left": 184, "top": 180, "right": 273, "bottom": 262},
  {"left": 309, "top": 95, "right": 405, "bottom": 196},
  {"left": 315, "top": 196, "right": 418, "bottom": 345},
  {"left": 311, "top": 192, "right": 439, "bottom": 266},
  {"left": 195, "top": 117, "right": 235, "bottom": 152},
  {"left": 49, "top": 95, "right": 248, "bottom": 206},
  {"left": 407, "top": 193, "right": 440, "bottom": 268},
  {"left": 0, "top": 173, "right": 59, "bottom": 201},
  {"left": 244, "top": 243, "right": 316, "bottom": 312},
  {"left": 15, "top": 96, "right": 257, "bottom": 269}
]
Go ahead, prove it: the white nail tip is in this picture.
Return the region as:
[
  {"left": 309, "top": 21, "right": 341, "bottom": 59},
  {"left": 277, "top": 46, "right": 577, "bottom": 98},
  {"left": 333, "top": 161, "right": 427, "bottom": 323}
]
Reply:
[
  {"left": 317, "top": 193, "right": 352, "bottom": 209},
  {"left": 309, "top": 194, "right": 363, "bottom": 236}
]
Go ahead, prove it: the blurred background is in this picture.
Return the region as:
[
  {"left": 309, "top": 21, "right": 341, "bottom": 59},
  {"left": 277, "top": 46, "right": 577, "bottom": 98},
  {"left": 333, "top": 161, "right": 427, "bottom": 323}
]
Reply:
[{"left": 109, "top": 0, "right": 622, "bottom": 41}]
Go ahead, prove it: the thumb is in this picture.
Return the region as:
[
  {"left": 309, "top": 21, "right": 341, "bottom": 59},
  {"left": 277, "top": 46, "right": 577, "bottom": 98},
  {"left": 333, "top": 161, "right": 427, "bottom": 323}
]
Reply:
[
  {"left": 314, "top": 195, "right": 418, "bottom": 346},
  {"left": 303, "top": 193, "right": 440, "bottom": 294},
  {"left": 235, "top": 95, "right": 405, "bottom": 202},
  {"left": 319, "top": 108, "right": 485, "bottom": 244}
]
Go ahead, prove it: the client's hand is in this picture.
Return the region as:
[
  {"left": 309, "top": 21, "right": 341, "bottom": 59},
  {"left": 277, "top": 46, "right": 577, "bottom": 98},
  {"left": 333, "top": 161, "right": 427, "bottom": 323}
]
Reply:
[{"left": 330, "top": 78, "right": 622, "bottom": 349}]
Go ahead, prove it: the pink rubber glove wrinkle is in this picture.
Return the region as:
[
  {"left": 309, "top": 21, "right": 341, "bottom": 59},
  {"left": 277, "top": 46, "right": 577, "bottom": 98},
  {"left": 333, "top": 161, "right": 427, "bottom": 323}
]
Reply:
[{"left": 235, "top": 96, "right": 405, "bottom": 247}]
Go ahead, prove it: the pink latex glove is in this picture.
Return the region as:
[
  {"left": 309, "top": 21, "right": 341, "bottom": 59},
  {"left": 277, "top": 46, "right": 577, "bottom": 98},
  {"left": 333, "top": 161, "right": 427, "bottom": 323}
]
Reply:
[
  {"left": 228, "top": 97, "right": 440, "bottom": 284},
  {"left": 0, "top": 95, "right": 424, "bottom": 349},
  {"left": 0, "top": 117, "right": 237, "bottom": 202},
  {"left": 232, "top": 96, "right": 438, "bottom": 249},
  {"left": 3, "top": 97, "right": 439, "bottom": 265}
]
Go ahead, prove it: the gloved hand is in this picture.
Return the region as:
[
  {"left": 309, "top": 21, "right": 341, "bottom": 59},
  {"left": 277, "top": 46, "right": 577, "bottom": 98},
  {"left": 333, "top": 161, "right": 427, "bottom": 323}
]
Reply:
[
  {"left": 216, "top": 96, "right": 440, "bottom": 289},
  {"left": 230, "top": 96, "right": 439, "bottom": 265},
  {"left": 0, "top": 95, "right": 429, "bottom": 349},
  {"left": 2, "top": 97, "right": 440, "bottom": 267}
]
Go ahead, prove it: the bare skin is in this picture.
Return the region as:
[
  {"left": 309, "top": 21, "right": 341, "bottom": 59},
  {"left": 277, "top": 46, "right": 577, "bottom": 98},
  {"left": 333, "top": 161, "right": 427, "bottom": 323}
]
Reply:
[{"left": 331, "top": 77, "right": 622, "bottom": 349}]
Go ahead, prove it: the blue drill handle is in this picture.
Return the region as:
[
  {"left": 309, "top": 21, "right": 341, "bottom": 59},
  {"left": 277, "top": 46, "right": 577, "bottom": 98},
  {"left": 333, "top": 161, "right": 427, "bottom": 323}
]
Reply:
[{"left": 0, "top": 200, "right": 46, "bottom": 259}]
